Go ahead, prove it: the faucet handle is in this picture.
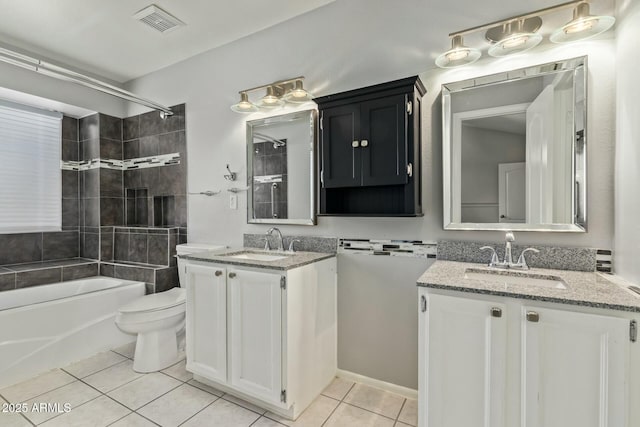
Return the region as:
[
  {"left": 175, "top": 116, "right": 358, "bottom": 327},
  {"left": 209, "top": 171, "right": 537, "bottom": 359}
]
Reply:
[
  {"left": 264, "top": 237, "right": 272, "bottom": 251},
  {"left": 480, "top": 246, "right": 500, "bottom": 267},
  {"left": 505, "top": 231, "right": 515, "bottom": 242},
  {"left": 288, "top": 239, "right": 301, "bottom": 252},
  {"left": 516, "top": 248, "right": 540, "bottom": 270}
]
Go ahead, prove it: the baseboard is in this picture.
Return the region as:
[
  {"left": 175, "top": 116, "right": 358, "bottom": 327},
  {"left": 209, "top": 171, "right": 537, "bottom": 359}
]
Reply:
[{"left": 336, "top": 369, "right": 418, "bottom": 399}]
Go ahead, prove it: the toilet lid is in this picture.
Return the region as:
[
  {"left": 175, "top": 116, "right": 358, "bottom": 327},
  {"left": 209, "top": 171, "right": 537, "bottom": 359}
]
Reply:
[{"left": 119, "top": 287, "right": 186, "bottom": 313}]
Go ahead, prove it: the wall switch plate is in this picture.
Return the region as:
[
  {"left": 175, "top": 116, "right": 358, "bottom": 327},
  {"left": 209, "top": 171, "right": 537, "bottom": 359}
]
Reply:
[{"left": 229, "top": 194, "right": 238, "bottom": 210}]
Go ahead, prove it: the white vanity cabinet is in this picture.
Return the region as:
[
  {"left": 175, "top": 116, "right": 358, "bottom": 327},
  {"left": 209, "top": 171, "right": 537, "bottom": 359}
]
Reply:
[
  {"left": 419, "top": 289, "right": 635, "bottom": 427},
  {"left": 184, "top": 257, "right": 337, "bottom": 420}
]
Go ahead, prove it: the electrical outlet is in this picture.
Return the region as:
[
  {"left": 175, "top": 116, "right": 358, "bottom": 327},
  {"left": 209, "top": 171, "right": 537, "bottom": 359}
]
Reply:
[{"left": 229, "top": 194, "right": 237, "bottom": 210}]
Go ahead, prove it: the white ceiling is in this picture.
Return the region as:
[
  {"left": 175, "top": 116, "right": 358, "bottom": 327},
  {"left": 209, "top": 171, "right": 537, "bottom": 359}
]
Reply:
[
  {"left": 0, "top": 0, "right": 336, "bottom": 83},
  {"left": 0, "top": 0, "right": 615, "bottom": 85}
]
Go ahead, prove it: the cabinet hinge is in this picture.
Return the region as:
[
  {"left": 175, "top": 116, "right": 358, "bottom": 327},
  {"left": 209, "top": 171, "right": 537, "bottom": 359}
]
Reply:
[
  {"left": 407, "top": 101, "right": 413, "bottom": 115},
  {"left": 280, "top": 276, "right": 286, "bottom": 290},
  {"left": 280, "top": 389, "right": 287, "bottom": 402},
  {"left": 631, "top": 320, "right": 637, "bottom": 342},
  {"left": 407, "top": 163, "right": 413, "bottom": 177}
]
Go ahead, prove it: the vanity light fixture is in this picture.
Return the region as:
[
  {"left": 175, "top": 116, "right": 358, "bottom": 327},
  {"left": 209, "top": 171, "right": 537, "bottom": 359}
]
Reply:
[
  {"left": 435, "top": 0, "right": 614, "bottom": 68},
  {"left": 550, "top": 2, "right": 615, "bottom": 43},
  {"left": 231, "top": 76, "right": 312, "bottom": 113},
  {"left": 487, "top": 19, "right": 543, "bottom": 57},
  {"left": 230, "top": 92, "right": 259, "bottom": 113},
  {"left": 435, "top": 35, "right": 481, "bottom": 68}
]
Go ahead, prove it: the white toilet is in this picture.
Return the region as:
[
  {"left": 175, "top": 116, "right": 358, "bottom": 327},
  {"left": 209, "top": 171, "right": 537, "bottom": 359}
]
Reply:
[{"left": 115, "top": 243, "right": 225, "bottom": 373}]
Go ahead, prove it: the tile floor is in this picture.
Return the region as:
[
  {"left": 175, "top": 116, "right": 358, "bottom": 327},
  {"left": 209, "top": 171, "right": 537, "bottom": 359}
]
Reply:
[{"left": 0, "top": 343, "right": 417, "bottom": 427}]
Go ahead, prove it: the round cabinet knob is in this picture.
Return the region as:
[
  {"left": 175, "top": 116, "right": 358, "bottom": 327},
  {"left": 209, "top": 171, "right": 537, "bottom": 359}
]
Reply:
[
  {"left": 215, "top": 270, "right": 222, "bottom": 277},
  {"left": 360, "top": 140, "right": 369, "bottom": 147},
  {"left": 351, "top": 140, "right": 360, "bottom": 148},
  {"left": 228, "top": 272, "right": 236, "bottom": 279}
]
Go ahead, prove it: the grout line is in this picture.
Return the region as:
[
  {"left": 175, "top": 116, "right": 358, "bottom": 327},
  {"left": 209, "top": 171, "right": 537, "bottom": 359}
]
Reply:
[
  {"left": 174, "top": 395, "right": 220, "bottom": 426},
  {"left": 396, "top": 398, "right": 407, "bottom": 422},
  {"left": 319, "top": 382, "right": 355, "bottom": 427}
]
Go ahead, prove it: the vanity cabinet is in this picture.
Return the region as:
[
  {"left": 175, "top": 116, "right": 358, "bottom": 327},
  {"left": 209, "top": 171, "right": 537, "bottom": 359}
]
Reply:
[
  {"left": 315, "top": 76, "right": 425, "bottom": 216},
  {"left": 184, "top": 258, "right": 337, "bottom": 420},
  {"left": 419, "top": 290, "right": 633, "bottom": 427}
]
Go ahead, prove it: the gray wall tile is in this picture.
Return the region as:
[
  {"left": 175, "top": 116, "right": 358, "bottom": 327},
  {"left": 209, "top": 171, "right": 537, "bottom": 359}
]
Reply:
[
  {"left": 114, "top": 265, "right": 155, "bottom": 283},
  {"left": 79, "top": 114, "right": 98, "bottom": 141},
  {"left": 99, "top": 113, "right": 122, "bottom": 141},
  {"left": 100, "top": 137, "right": 123, "bottom": 160},
  {"left": 148, "top": 234, "right": 169, "bottom": 266},
  {"left": 0, "top": 233, "right": 43, "bottom": 264},
  {"left": 155, "top": 267, "right": 178, "bottom": 292},
  {"left": 62, "top": 116, "right": 78, "bottom": 141},
  {"left": 43, "top": 231, "right": 79, "bottom": 260},
  {"left": 123, "top": 116, "right": 139, "bottom": 141},
  {"left": 129, "top": 233, "right": 148, "bottom": 264},
  {"left": 62, "top": 263, "right": 99, "bottom": 281},
  {"left": 0, "top": 272, "right": 16, "bottom": 291},
  {"left": 16, "top": 268, "right": 62, "bottom": 288}
]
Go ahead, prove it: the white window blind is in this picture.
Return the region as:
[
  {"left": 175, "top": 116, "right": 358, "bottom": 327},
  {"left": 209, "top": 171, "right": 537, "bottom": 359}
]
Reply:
[{"left": 0, "top": 99, "right": 62, "bottom": 233}]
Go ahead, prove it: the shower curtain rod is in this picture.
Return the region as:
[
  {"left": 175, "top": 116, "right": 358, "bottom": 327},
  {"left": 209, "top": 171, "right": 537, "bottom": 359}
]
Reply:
[{"left": 0, "top": 46, "right": 173, "bottom": 117}]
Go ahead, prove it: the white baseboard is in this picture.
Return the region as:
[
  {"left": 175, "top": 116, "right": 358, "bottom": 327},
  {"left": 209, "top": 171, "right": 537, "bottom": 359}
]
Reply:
[{"left": 336, "top": 369, "right": 418, "bottom": 400}]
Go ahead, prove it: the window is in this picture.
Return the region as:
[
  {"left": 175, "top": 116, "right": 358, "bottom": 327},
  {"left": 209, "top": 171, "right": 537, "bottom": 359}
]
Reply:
[{"left": 0, "top": 99, "right": 62, "bottom": 233}]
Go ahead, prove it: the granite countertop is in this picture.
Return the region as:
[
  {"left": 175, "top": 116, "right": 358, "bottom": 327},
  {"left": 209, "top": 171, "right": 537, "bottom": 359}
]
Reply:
[
  {"left": 417, "top": 260, "right": 640, "bottom": 312},
  {"left": 180, "top": 248, "right": 335, "bottom": 271}
]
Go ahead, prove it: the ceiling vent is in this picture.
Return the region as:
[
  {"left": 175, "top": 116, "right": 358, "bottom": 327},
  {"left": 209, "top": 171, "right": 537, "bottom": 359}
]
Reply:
[{"left": 133, "top": 4, "right": 185, "bottom": 34}]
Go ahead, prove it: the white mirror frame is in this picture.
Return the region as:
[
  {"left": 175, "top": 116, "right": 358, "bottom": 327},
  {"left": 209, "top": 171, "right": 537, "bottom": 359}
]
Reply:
[{"left": 442, "top": 57, "right": 587, "bottom": 232}]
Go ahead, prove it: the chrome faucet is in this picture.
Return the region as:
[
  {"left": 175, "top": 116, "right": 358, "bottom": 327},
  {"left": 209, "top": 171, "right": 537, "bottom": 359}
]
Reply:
[
  {"left": 480, "top": 231, "right": 540, "bottom": 270},
  {"left": 265, "top": 227, "right": 284, "bottom": 251}
]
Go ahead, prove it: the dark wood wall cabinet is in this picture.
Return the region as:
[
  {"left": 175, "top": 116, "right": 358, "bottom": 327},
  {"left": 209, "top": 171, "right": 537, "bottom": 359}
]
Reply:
[{"left": 315, "top": 76, "right": 425, "bottom": 216}]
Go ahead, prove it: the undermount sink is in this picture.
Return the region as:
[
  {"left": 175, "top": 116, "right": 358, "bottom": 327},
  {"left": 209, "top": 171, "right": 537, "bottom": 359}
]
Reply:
[
  {"left": 464, "top": 268, "right": 567, "bottom": 289},
  {"left": 227, "top": 252, "right": 290, "bottom": 262}
]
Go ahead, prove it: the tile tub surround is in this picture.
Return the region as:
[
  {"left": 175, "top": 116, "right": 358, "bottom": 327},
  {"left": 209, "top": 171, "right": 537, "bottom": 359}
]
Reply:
[
  {"left": 0, "top": 259, "right": 98, "bottom": 292},
  {"left": 0, "top": 346, "right": 418, "bottom": 427},
  {"left": 417, "top": 260, "right": 640, "bottom": 313},
  {"left": 99, "top": 262, "right": 178, "bottom": 294},
  {"left": 437, "top": 240, "right": 598, "bottom": 272},
  {"left": 182, "top": 247, "right": 335, "bottom": 271},
  {"left": 111, "top": 226, "right": 178, "bottom": 267},
  {"left": 244, "top": 234, "right": 337, "bottom": 254}
]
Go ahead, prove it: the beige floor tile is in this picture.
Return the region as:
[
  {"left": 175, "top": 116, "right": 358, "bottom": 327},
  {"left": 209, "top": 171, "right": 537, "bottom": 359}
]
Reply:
[
  {"left": 112, "top": 342, "right": 136, "bottom": 359},
  {"left": 186, "top": 379, "right": 224, "bottom": 397},
  {"left": 182, "top": 398, "right": 260, "bottom": 427},
  {"left": 0, "top": 369, "right": 76, "bottom": 403},
  {"left": 39, "top": 395, "right": 130, "bottom": 427},
  {"left": 321, "top": 377, "right": 355, "bottom": 401},
  {"left": 252, "top": 417, "right": 287, "bottom": 427},
  {"left": 397, "top": 398, "right": 417, "bottom": 426},
  {"left": 83, "top": 360, "right": 144, "bottom": 393},
  {"left": 222, "top": 393, "right": 267, "bottom": 415},
  {"left": 395, "top": 422, "right": 413, "bottom": 426},
  {"left": 161, "top": 359, "right": 192, "bottom": 382},
  {"left": 64, "top": 351, "right": 127, "bottom": 378},
  {"left": 22, "top": 380, "right": 101, "bottom": 424},
  {"left": 108, "top": 372, "right": 182, "bottom": 410},
  {"left": 110, "top": 412, "right": 158, "bottom": 426},
  {"left": 324, "top": 403, "right": 395, "bottom": 427},
  {"left": 265, "top": 394, "right": 339, "bottom": 427},
  {"left": 137, "top": 383, "right": 217, "bottom": 427},
  {"left": 0, "top": 396, "right": 32, "bottom": 427},
  {"left": 343, "top": 383, "right": 405, "bottom": 419}
]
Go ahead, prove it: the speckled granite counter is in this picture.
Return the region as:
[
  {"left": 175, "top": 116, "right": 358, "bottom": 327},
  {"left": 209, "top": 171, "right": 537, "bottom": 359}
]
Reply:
[
  {"left": 417, "top": 260, "right": 640, "bottom": 312},
  {"left": 180, "top": 248, "right": 335, "bottom": 271}
]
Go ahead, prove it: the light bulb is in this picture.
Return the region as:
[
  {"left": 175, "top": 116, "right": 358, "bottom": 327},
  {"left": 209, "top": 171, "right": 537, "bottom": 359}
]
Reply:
[
  {"left": 435, "top": 35, "right": 481, "bottom": 68},
  {"left": 564, "top": 18, "right": 596, "bottom": 34},
  {"left": 446, "top": 49, "right": 470, "bottom": 61},
  {"left": 502, "top": 35, "right": 529, "bottom": 49}
]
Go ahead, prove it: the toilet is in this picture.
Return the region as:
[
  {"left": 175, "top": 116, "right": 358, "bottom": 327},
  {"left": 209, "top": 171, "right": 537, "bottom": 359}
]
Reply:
[{"left": 115, "top": 243, "right": 225, "bottom": 373}]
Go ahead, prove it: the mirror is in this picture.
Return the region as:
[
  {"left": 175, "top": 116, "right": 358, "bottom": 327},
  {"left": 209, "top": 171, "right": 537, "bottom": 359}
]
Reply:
[
  {"left": 247, "top": 110, "right": 317, "bottom": 225},
  {"left": 442, "top": 57, "right": 587, "bottom": 232}
]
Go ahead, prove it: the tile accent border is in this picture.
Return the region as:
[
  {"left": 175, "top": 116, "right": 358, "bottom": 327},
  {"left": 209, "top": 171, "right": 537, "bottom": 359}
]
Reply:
[
  {"left": 339, "top": 239, "right": 437, "bottom": 259},
  {"left": 596, "top": 249, "right": 612, "bottom": 273},
  {"left": 61, "top": 153, "right": 180, "bottom": 171}
]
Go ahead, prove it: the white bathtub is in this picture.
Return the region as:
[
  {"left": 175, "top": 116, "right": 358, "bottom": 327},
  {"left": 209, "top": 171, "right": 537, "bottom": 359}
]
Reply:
[{"left": 0, "top": 276, "right": 145, "bottom": 388}]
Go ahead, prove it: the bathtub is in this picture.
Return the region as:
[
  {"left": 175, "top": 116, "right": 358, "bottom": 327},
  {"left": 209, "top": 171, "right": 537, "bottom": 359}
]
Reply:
[{"left": 0, "top": 276, "right": 145, "bottom": 388}]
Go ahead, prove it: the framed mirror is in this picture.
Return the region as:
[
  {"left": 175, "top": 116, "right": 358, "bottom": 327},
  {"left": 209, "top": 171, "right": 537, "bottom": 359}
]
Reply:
[
  {"left": 442, "top": 57, "right": 587, "bottom": 232},
  {"left": 247, "top": 110, "right": 317, "bottom": 225}
]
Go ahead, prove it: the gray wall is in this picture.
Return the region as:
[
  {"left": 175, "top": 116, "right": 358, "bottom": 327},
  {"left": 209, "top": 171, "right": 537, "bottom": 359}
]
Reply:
[{"left": 461, "top": 126, "right": 526, "bottom": 223}]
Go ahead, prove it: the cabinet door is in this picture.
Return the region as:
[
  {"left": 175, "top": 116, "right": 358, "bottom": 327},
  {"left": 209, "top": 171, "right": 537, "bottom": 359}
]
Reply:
[
  {"left": 321, "top": 104, "right": 361, "bottom": 188},
  {"left": 421, "top": 293, "right": 507, "bottom": 427},
  {"left": 522, "top": 306, "right": 628, "bottom": 427},
  {"left": 228, "top": 268, "right": 283, "bottom": 404},
  {"left": 360, "top": 94, "right": 408, "bottom": 186},
  {"left": 185, "top": 264, "right": 227, "bottom": 383}
]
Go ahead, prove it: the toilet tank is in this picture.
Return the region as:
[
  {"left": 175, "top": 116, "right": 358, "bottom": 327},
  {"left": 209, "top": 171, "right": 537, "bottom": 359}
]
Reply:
[{"left": 176, "top": 243, "right": 226, "bottom": 287}]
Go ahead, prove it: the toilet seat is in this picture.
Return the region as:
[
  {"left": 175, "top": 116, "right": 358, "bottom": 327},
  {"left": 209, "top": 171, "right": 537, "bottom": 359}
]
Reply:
[{"left": 119, "top": 287, "right": 185, "bottom": 314}]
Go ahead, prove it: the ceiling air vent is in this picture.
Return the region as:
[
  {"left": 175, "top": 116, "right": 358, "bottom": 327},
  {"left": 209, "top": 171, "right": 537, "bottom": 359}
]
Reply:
[{"left": 133, "top": 4, "right": 185, "bottom": 34}]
